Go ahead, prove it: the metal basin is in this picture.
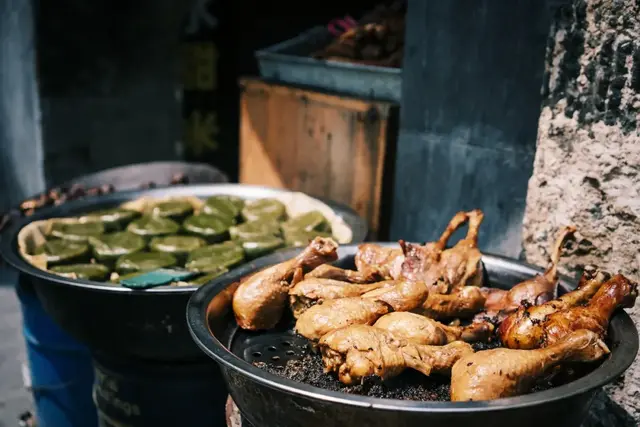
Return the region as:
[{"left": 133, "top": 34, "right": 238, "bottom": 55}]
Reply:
[
  {"left": 187, "top": 244, "right": 638, "bottom": 427},
  {"left": 1, "top": 184, "right": 367, "bottom": 361}
]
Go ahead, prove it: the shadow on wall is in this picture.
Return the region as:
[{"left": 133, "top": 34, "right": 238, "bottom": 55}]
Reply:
[{"left": 0, "top": 0, "right": 46, "bottom": 210}]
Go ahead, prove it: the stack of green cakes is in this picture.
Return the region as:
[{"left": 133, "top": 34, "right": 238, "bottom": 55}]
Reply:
[{"left": 34, "top": 195, "right": 334, "bottom": 287}]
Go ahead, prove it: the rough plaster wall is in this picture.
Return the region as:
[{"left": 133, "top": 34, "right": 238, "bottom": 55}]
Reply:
[{"left": 523, "top": 0, "right": 639, "bottom": 425}]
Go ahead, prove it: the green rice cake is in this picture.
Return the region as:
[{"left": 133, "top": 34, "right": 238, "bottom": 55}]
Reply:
[
  {"left": 126, "top": 216, "right": 180, "bottom": 238},
  {"left": 280, "top": 211, "right": 330, "bottom": 234},
  {"left": 241, "top": 235, "right": 285, "bottom": 259},
  {"left": 182, "top": 214, "right": 233, "bottom": 242},
  {"left": 146, "top": 200, "right": 193, "bottom": 220},
  {"left": 89, "top": 231, "right": 146, "bottom": 263},
  {"left": 149, "top": 235, "right": 207, "bottom": 261},
  {"left": 115, "top": 252, "right": 178, "bottom": 275},
  {"left": 80, "top": 208, "right": 140, "bottom": 231},
  {"left": 185, "top": 241, "right": 244, "bottom": 273},
  {"left": 229, "top": 220, "right": 280, "bottom": 241},
  {"left": 202, "top": 195, "right": 244, "bottom": 220},
  {"left": 49, "top": 221, "right": 105, "bottom": 242},
  {"left": 34, "top": 240, "right": 90, "bottom": 266},
  {"left": 241, "top": 198, "right": 286, "bottom": 222},
  {"left": 50, "top": 263, "right": 110, "bottom": 281}
]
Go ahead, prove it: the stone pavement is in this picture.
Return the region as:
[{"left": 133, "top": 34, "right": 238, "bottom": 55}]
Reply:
[{"left": 0, "top": 267, "right": 32, "bottom": 427}]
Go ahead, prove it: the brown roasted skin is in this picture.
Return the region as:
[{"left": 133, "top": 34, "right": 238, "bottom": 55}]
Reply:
[
  {"left": 294, "top": 297, "right": 390, "bottom": 342},
  {"left": 477, "top": 225, "right": 577, "bottom": 323},
  {"left": 451, "top": 329, "right": 609, "bottom": 401},
  {"left": 295, "top": 279, "right": 429, "bottom": 341},
  {"left": 373, "top": 312, "right": 494, "bottom": 346},
  {"left": 497, "top": 269, "right": 635, "bottom": 349},
  {"left": 288, "top": 278, "right": 395, "bottom": 318},
  {"left": 233, "top": 237, "right": 338, "bottom": 330},
  {"left": 435, "top": 209, "right": 484, "bottom": 291},
  {"left": 354, "top": 243, "right": 404, "bottom": 280},
  {"left": 399, "top": 211, "right": 470, "bottom": 290},
  {"left": 541, "top": 274, "right": 637, "bottom": 346},
  {"left": 304, "top": 264, "right": 383, "bottom": 283},
  {"left": 319, "top": 325, "right": 474, "bottom": 385},
  {"left": 416, "top": 286, "right": 486, "bottom": 320}
]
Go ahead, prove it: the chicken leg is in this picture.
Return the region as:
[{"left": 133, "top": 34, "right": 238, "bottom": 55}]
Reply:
[
  {"left": 537, "top": 274, "right": 636, "bottom": 347},
  {"left": 304, "top": 264, "right": 383, "bottom": 283},
  {"left": 288, "top": 278, "right": 396, "bottom": 318},
  {"left": 373, "top": 312, "right": 494, "bottom": 346},
  {"left": 498, "top": 268, "right": 611, "bottom": 349},
  {"left": 233, "top": 237, "right": 338, "bottom": 330},
  {"left": 319, "top": 324, "right": 474, "bottom": 385},
  {"left": 416, "top": 286, "right": 486, "bottom": 320},
  {"left": 477, "top": 226, "right": 576, "bottom": 323},
  {"left": 451, "top": 329, "right": 609, "bottom": 401},
  {"left": 295, "top": 279, "right": 429, "bottom": 341}
]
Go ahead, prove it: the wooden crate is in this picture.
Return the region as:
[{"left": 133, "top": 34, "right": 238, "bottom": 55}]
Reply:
[{"left": 239, "top": 78, "right": 398, "bottom": 238}]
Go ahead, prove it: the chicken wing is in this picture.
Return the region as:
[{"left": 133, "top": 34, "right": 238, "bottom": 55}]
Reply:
[
  {"left": 477, "top": 226, "right": 576, "bottom": 323},
  {"left": 451, "top": 329, "right": 609, "bottom": 401},
  {"left": 233, "top": 237, "right": 338, "bottom": 330},
  {"left": 295, "top": 279, "right": 429, "bottom": 341},
  {"left": 416, "top": 286, "right": 486, "bottom": 320},
  {"left": 497, "top": 268, "right": 631, "bottom": 349},
  {"left": 373, "top": 312, "right": 494, "bottom": 346},
  {"left": 319, "top": 324, "right": 474, "bottom": 385},
  {"left": 288, "top": 278, "right": 395, "bottom": 318}
]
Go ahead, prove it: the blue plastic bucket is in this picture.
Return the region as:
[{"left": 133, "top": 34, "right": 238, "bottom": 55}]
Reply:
[{"left": 17, "top": 275, "right": 98, "bottom": 427}]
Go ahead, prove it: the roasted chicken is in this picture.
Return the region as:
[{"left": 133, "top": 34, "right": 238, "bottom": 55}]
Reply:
[
  {"left": 233, "top": 237, "right": 338, "bottom": 330},
  {"left": 451, "top": 329, "right": 609, "bottom": 401},
  {"left": 499, "top": 269, "right": 637, "bottom": 349},
  {"left": 354, "top": 243, "right": 404, "bottom": 280},
  {"left": 476, "top": 225, "right": 576, "bottom": 323},
  {"left": 288, "top": 278, "right": 395, "bottom": 318},
  {"left": 351, "top": 211, "right": 471, "bottom": 282},
  {"left": 401, "top": 210, "right": 484, "bottom": 294},
  {"left": 399, "top": 211, "right": 470, "bottom": 291},
  {"left": 295, "top": 279, "right": 429, "bottom": 341},
  {"left": 319, "top": 324, "right": 474, "bottom": 385},
  {"left": 373, "top": 312, "right": 493, "bottom": 346},
  {"left": 416, "top": 286, "right": 486, "bottom": 320},
  {"left": 304, "top": 264, "right": 383, "bottom": 283}
]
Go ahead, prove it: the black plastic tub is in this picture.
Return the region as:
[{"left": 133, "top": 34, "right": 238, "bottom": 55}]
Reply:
[
  {"left": 1, "top": 185, "right": 367, "bottom": 362},
  {"left": 187, "top": 245, "right": 638, "bottom": 427}
]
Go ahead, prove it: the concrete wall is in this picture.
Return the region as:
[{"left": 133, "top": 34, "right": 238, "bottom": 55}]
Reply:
[
  {"left": 391, "top": 0, "right": 551, "bottom": 257},
  {"left": 523, "top": 1, "right": 640, "bottom": 425}
]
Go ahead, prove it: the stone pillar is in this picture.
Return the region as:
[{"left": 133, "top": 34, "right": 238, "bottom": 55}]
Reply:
[{"left": 522, "top": 1, "right": 639, "bottom": 425}]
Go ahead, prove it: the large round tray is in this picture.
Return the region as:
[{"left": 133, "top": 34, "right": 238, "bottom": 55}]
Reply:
[
  {"left": 1, "top": 184, "right": 367, "bottom": 361},
  {"left": 187, "top": 245, "right": 638, "bottom": 427}
]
